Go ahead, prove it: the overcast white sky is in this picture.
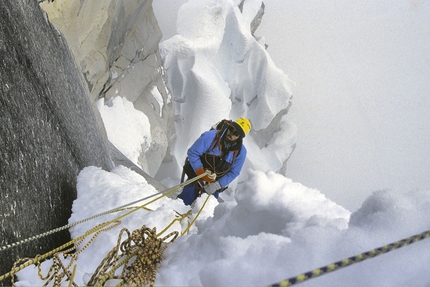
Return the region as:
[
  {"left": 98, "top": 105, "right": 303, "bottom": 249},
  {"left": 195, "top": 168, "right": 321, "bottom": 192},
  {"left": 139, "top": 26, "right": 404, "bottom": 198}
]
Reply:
[{"left": 256, "top": 0, "right": 430, "bottom": 211}]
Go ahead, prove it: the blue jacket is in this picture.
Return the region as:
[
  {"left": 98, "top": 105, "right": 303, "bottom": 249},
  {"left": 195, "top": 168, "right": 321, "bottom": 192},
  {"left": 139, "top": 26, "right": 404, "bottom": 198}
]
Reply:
[{"left": 187, "top": 129, "right": 247, "bottom": 188}]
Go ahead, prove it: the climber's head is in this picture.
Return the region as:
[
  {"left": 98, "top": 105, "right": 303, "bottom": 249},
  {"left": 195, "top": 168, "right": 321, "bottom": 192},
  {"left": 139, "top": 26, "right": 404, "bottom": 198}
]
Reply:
[{"left": 229, "top": 117, "right": 251, "bottom": 139}]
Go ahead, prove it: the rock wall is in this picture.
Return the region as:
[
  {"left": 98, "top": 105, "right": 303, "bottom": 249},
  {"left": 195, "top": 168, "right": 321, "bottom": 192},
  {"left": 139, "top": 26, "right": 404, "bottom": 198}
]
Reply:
[
  {"left": 40, "top": 0, "right": 174, "bottom": 177},
  {"left": 0, "top": 0, "right": 114, "bottom": 284}
]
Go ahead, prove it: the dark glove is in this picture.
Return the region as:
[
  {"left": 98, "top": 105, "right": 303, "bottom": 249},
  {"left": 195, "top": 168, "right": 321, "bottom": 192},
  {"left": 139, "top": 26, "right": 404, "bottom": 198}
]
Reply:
[{"left": 204, "top": 181, "right": 221, "bottom": 194}]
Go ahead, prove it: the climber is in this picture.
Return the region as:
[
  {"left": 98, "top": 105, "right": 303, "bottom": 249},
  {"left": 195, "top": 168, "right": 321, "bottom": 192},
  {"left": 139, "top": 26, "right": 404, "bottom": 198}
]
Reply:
[{"left": 178, "top": 118, "right": 251, "bottom": 206}]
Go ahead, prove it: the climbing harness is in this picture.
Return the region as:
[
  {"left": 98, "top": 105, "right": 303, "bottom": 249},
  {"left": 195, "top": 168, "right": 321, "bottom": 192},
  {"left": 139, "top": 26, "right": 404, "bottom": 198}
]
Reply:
[
  {"left": 180, "top": 119, "right": 241, "bottom": 184},
  {"left": 204, "top": 119, "right": 241, "bottom": 179},
  {"left": 1, "top": 171, "right": 212, "bottom": 286},
  {"left": 268, "top": 229, "right": 430, "bottom": 287}
]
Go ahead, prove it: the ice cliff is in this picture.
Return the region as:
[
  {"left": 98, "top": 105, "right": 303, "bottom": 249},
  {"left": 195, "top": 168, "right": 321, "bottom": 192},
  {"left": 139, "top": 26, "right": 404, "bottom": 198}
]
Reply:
[{"left": 40, "top": 0, "right": 174, "bottom": 177}]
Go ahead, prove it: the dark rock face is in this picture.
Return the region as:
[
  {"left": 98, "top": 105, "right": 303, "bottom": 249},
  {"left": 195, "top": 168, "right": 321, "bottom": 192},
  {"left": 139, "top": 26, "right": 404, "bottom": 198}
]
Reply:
[{"left": 0, "top": 0, "right": 113, "bottom": 284}]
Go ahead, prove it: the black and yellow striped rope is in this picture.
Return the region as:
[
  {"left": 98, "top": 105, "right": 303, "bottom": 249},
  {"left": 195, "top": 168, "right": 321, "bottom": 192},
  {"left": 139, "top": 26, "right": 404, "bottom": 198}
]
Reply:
[{"left": 269, "top": 229, "right": 430, "bottom": 287}]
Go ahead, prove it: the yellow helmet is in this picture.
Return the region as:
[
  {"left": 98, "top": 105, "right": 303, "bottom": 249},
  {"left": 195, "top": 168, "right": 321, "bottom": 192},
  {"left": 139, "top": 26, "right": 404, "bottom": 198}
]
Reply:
[{"left": 233, "top": 117, "right": 251, "bottom": 137}]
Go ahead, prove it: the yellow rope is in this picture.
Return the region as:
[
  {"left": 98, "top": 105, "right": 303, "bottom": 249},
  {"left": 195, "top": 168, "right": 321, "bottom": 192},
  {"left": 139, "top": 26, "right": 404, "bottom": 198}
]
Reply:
[
  {"left": 181, "top": 194, "right": 211, "bottom": 236},
  {"left": 68, "top": 265, "right": 77, "bottom": 287},
  {"left": 2, "top": 208, "right": 139, "bottom": 282},
  {"left": 156, "top": 210, "right": 192, "bottom": 237},
  {"left": 94, "top": 250, "right": 137, "bottom": 286},
  {"left": 34, "top": 222, "right": 120, "bottom": 286},
  {"left": 1, "top": 221, "right": 118, "bottom": 283}
]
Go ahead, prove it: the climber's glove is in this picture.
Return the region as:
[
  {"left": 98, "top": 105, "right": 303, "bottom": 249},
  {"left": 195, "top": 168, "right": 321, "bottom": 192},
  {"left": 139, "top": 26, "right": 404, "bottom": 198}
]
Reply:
[
  {"left": 204, "top": 181, "right": 221, "bottom": 195},
  {"left": 196, "top": 167, "right": 216, "bottom": 183},
  {"left": 205, "top": 170, "right": 217, "bottom": 181}
]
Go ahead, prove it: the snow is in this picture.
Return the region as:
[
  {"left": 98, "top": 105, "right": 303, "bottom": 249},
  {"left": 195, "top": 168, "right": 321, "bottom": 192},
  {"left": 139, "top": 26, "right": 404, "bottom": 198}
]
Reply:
[
  {"left": 97, "top": 96, "right": 151, "bottom": 168},
  {"left": 14, "top": 0, "right": 430, "bottom": 286},
  {"left": 151, "top": 86, "right": 164, "bottom": 117}
]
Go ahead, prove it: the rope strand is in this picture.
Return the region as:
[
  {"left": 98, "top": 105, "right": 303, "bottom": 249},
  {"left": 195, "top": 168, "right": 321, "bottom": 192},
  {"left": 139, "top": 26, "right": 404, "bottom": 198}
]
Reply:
[{"left": 1, "top": 172, "right": 209, "bottom": 252}]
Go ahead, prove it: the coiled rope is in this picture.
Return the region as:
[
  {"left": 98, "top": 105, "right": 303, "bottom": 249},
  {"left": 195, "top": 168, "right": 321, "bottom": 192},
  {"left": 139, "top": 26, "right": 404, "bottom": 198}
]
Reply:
[
  {"left": 85, "top": 195, "right": 211, "bottom": 286},
  {"left": 87, "top": 225, "right": 179, "bottom": 286},
  {"left": 268, "top": 229, "right": 430, "bottom": 287},
  {"left": 0, "top": 171, "right": 211, "bottom": 284}
]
